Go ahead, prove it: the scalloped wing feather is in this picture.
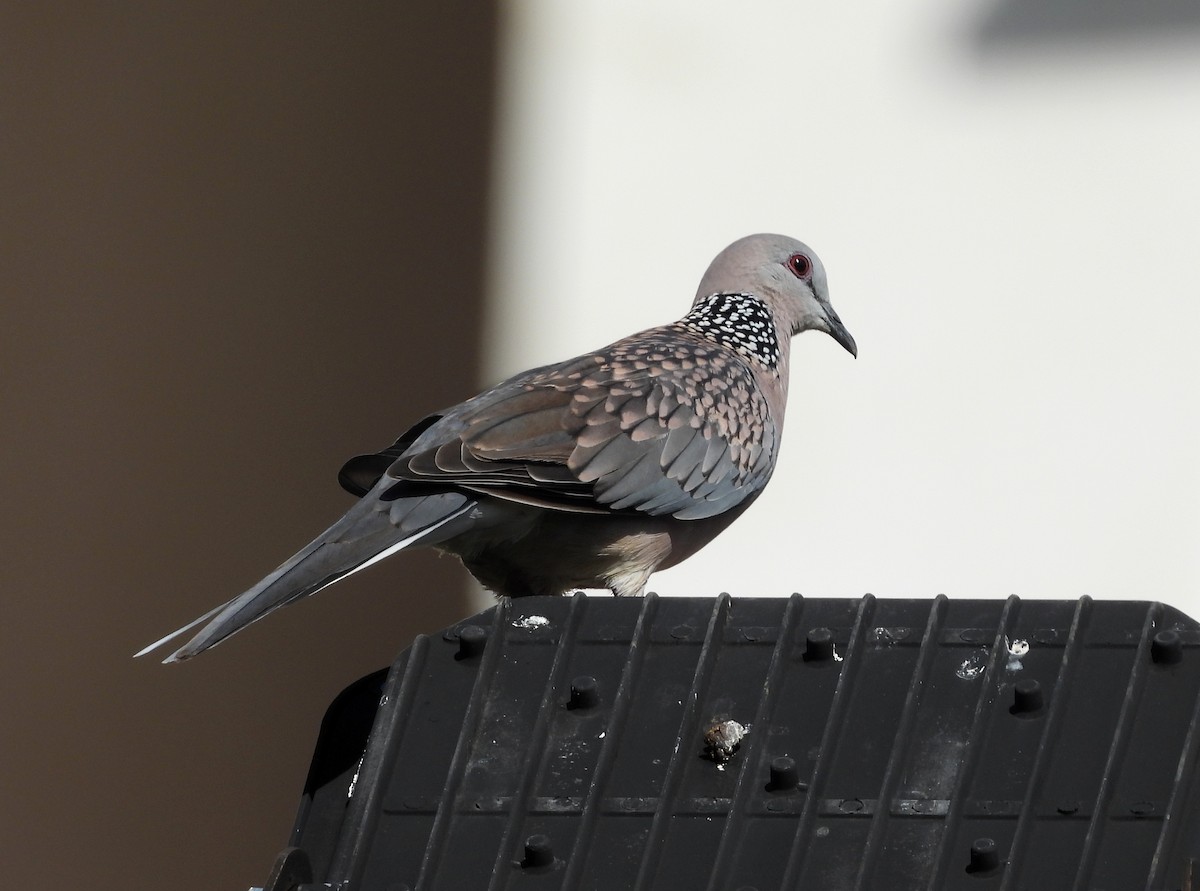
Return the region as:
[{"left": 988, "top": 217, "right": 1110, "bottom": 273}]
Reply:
[{"left": 362, "top": 326, "right": 780, "bottom": 520}]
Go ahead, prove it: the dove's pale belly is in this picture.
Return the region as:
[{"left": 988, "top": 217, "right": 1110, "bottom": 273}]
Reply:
[{"left": 438, "top": 494, "right": 755, "bottom": 598}]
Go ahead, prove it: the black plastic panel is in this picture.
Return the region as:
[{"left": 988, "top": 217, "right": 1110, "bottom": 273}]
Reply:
[{"left": 276, "top": 594, "right": 1200, "bottom": 890}]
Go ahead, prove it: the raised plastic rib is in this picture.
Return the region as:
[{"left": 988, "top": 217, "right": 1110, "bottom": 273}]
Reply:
[
  {"left": 415, "top": 600, "right": 510, "bottom": 888},
  {"left": 780, "top": 593, "right": 877, "bottom": 890},
  {"left": 704, "top": 593, "right": 805, "bottom": 891},
  {"left": 1068, "top": 601, "right": 1158, "bottom": 891},
  {"left": 1148, "top": 634, "right": 1200, "bottom": 889},
  {"left": 487, "top": 592, "right": 588, "bottom": 891},
  {"left": 927, "top": 594, "right": 1021, "bottom": 889},
  {"left": 854, "top": 596, "right": 948, "bottom": 890},
  {"left": 632, "top": 595, "right": 732, "bottom": 890},
  {"left": 559, "top": 593, "right": 659, "bottom": 891},
  {"left": 330, "top": 633, "right": 431, "bottom": 885},
  {"left": 1000, "top": 595, "right": 1093, "bottom": 891}
]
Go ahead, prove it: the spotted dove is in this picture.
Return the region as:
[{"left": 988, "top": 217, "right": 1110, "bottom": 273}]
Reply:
[{"left": 139, "top": 233, "right": 856, "bottom": 662}]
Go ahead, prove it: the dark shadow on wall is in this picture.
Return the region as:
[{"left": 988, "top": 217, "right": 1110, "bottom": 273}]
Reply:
[
  {"left": 976, "top": 0, "right": 1200, "bottom": 47},
  {"left": 0, "top": 4, "right": 498, "bottom": 891}
]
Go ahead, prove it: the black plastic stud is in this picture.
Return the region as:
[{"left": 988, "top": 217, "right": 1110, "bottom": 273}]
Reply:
[
  {"left": 766, "top": 756, "right": 800, "bottom": 792},
  {"left": 457, "top": 625, "right": 487, "bottom": 659},
  {"left": 966, "top": 838, "right": 1000, "bottom": 875},
  {"left": 1152, "top": 630, "right": 1184, "bottom": 665},
  {"left": 804, "top": 627, "right": 835, "bottom": 661},
  {"left": 522, "top": 834, "right": 554, "bottom": 868},
  {"left": 567, "top": 675, "right": 600, "bottom": 710},
  {"left": 1010, "top": 678, "right": 1044, "bottom": 716}
]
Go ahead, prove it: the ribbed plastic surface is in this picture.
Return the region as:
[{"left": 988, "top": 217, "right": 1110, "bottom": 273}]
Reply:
[{"left": 278, "top": 594, "right": 1200, "bottom": 890}]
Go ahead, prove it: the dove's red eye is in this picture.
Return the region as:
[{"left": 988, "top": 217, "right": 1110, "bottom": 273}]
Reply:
[{"left": 787, "top": 253, "right": 812, "bottom": 279}]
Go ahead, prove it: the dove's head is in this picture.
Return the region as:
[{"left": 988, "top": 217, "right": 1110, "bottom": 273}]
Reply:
[{"left": 694, "top": 233, "right": 856, "bottom": 358}]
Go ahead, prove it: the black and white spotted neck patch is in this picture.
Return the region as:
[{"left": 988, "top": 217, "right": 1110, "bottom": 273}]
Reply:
[{"left": 681, "top": 292, "right": 781, "bottom": 367}]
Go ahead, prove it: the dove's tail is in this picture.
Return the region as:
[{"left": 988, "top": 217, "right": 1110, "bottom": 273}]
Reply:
[{"left": 136, "top": 491, "right": 474, "bottom": 663}]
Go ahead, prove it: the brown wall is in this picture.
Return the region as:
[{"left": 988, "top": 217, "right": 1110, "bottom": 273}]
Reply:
[{"left": 0, "top": 5, "right": 496, "bottom": 888}]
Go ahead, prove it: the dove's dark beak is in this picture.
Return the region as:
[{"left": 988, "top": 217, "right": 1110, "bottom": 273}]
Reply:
[{"left": 823, "top": 307, "right": 857, "bottom": 358}]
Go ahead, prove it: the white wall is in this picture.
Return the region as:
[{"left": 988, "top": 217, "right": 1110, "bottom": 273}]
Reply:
[{"left": 485, "top": 1, "right": 1200, "bottom": 609}]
